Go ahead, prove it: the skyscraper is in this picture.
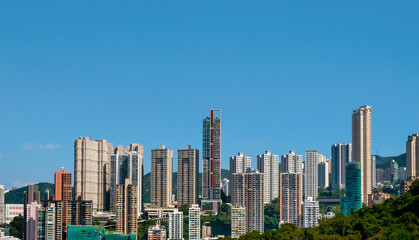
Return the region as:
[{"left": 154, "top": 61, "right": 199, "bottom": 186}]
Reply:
[
  {"left": 151, "top": 145, "right": 173, "bottom": 208},
  {"left": 231, "top": 206, "right": 246, "bottom": 239},
  {"left": 305, "top": 150, "right": 319, "bottom": 199},
  {"left": 74, "top": 137, "right": 114, "bottom": 211},
  {"left": 0, "top": 185, "right": 4, "bottom": 225},
  {"left": 168, "top": 209, "right": 183, "bottom": 240},
  {"left": 24, "top": 185, "right": 41, "bottom": 240},
  {"left": 177, "top": 145, "right": 199, "bottom": 206},
  {"left": 281, "top": 151, "right": 303, "bottom": 174},
  {"left": 188, "top": 205, "right": 200, "bottom": 240},
  {"left": 372, "top": 155, "right": 376, "bottom": 188},
  {"left": 391, "top": 159, "right": 398, "bottom": 183},
  {"left": 318, "top": 159, "right": 330, "bottom": 189},
  {"left": 279, "top": 173, "right": 303, "bottom": 227},
  {"left": 231, "top": 169, "right": 264, "bottom": 234},
  {"left": 257, "top": 151, "right": 279, "bottom": 204},
  {"left": 352, "top": 105, "right": 372, "bottom": 204},
  {"left": 202, "top": 110, "right": 221, "bottom": 201},
  {"left": 116, "top": 179, "right": 138, "bottom": 235},
  {"left": 54, "top": 168, "right": 72, "bottom": 201},
  {"left": 406, "top": 134, "right": 419, "bottom": 178},
  {"left": 303, "top": 197, "right": 319, "bottom": 228},
  {"left": 110, "top": 145, "right": 144, "bottom": 215},
  {"left": 341, "top": 162, "right": 362, "bottom": 216},
  {"left": 230, "top": 152, "right": 251, "bottom": 201},
  {"left": 331, "top": 143, "right": 352, "bottom": 190}
]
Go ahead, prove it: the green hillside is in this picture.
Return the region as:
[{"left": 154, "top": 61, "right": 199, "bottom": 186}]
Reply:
[
  {"left": 5, "top": 182, "right": 54, "bottom": 204},
  {"left": 374, "top": 153, "right": 406, "bottom": 169}
]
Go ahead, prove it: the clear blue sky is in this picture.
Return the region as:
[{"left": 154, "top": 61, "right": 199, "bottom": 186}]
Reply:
[{"left": 1, "top": 1, "right": 418, "bottom": 189}]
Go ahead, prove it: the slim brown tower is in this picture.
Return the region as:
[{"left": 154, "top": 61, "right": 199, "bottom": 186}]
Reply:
[
  {"left": 177, "top": 145, "right": 199, "bottom": 206},
  {"left": 150, "top": 145, "right": 173, "bottom": 208},
  {"left": 55, "top": 168, "right": 72, "bottom": 201}
]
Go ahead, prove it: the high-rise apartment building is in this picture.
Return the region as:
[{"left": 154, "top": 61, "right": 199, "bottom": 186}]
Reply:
[
  {"left": 116, "top": 179, "right": 138, "bottom": 235},
  {"left": 0, "top": 185, "right": 4, "bottom": 225},
  {"left": 231, "top": 206, "right": 246, "bottom": 239},
  {"left": 151, "top": 145, "right": 173, "bottom": 208},
  {"left": 406, "top": 134, "right": 419, "bottom": 178},
  {"left": 341, "top": 162, "right": 362, "bottom": 216},
  {"left": 318, "top": 159, "right": 330, "bottom": 188},
  {"left": 74, "top": 137, "right": 114, "bottom": 211},
  {"left": 24, "top": 185, "right": 41, "bottom": 240},
  {"left": 281, "top": 151, "right": 303, "bottom": 174},
  {"left": 202, "top": 110, "right": 221, "bottom": 201},
  {"left": 279, "top": 173, "right": 303, "bottom": 227},
  {"left": 305, "top": 150, "right": 319, "bottom": 199},
  {"left": 177, "top": 145, "right": 199, "bottom": 206},
  {"left": 230, "top": 152, "right": 251, "bottom": 201},
  {"left": 110, "top": 144, "right": 144, "bottom": 215},
  {"left": 168, "top": 209, "right": 183, "bottom": 240},
  {"left": 398, "top": 167, "right": 407, "bottom": 181},
  {"left": 221, "top": 178, "right": 230, "bottom": 197},
  {"left": 371, "top": 155, "right": 376, "bottom": 188},
  {"left": 303, "top": 197, "right": 319, "bottom": 228},
  {"left": 37, "top": 203, "right": 55, "bottom": 240},
  {"left": 148, "top": 225, "right": 166, "bottom": 240},
  {"left": 231, "top": 169, "right": 264, "bottom": 233},
  {"left": 188, "top": 205, "right": 200, "bottom": 240},
  {"left": 331, "top": 143, "right": 352, "bottom": 190},
  {"left": 54, "top": 168, "right": 72, "bottom": 201},
  {"left": 257, "top": 151, "right": 279, "bottom": 204},
  {"left": 391, "top": 160, "right": 398, "bottom": 183},
  {"left": 352, "top": 105, "right": 372, "bottom": 204}
]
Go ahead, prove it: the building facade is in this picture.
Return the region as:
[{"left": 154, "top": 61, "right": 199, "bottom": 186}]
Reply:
[
  {"left": 0, "top": 185, "right": 4, "bottom": 225},
  {"left": 151, "top": 145, "right": 173, "bottom": 208},
  {"left": 110, "top": 145, "right": 144, "bottom": 215},
  {"left": 331, "top": 143, "right": 352, "bottom": 190},
  {"left": 257, "top": 151, "right": 279, "bottom": 204},
  {"left": 24, "top": 185, "right": 41, "bottom": 240},
  {"left": 303, "top": 197, "right": 319, "bottom": 228},
  {"left": 168, "top": 209, "right": 183, "bottom": 240},
  {"left": 230, "top": 152, "right": 251, "bottom": 201},
  {"left": 188, "top": 205, "right": 200, "bottom": 240},
  {"left": 352, "top": 106, "right": 372, "bottom": 204},
  {"left": 37, "top": 203, "right": 55, "bottom": 240},
  {"left": 74, "top": 137, "right": 114, "bottom": 212},
  {"left": 148, "top": 225, "right": 167, "bottom": 240},
  {"left": 202, "top": 110, "right": 221, "bottom": 201},
  {"left": 54, "top": 168, "right": 72, "bottom": 201},
  {"left": 231, "top": 206, "right": 246, "bottom": 239},
  {"left": 279, "top": 173, "right": 303, "bottom": 227},
  {"left": 4, "top": 204, "right": 24, "bottom": 224},
  {"left": 372, "top": 155, "right": 376, "bottom": 188},
  {"left": 281, "top": 151, "right": 303, "bottom": 174},
  {"left": 177, "top": 145, "right": 199, "bottom": 206},
  {"left": 318, "top": 159, "right": 330, "bottom": 188},
  {"left": 341, "top": 162, "right": 362, "bottom": 216},
  {"left": 391, "top": 160, "right": 398, "bottom": 183},
  {"left": 305, "top": 150, "right": 319, "bottom": 199},
  {"left": 221, "top": 178, "right": 230, "bottom": 197},
  {"left": 406, "top": 134, "right": 419, "bottom": 178},
  {"left": 116, "top": 179, "right": 138, "bottom": 235}
]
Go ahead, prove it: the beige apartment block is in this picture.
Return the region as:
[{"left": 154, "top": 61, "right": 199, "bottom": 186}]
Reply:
[
  {"left": 177, "top": 145, "right": 199, "bottom": 206},
  {"left": 116, "top": 179, "right": 138, "bottom": 235},
  {"left": 151, "top": 145, "right": 173, "bottom": 208},
  {"left": 74, "top": 137, "right": 114, "bottom": 212},
  {"left": 231, "top": 206, "right": 246, "bottom": 239},
  {"left": 406, "top": 134, "right": 419, "bottom": 178},
  {"left": 352, "top": 105, "right": 372, "bottom": 204}
]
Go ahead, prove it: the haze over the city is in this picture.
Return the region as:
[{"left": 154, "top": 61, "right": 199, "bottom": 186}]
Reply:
[{"left": 1, "top": 1, "right": 419, "bottom": 189}]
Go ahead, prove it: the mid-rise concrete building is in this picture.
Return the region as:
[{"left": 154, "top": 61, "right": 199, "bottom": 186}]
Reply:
[
  {"left": 352, "top": 105, "right": 372, "bottom": 204},
  {"left": 305, "top": 150, "right": 319, "bottom": 199},
  {"left": 231, "top": 169, "right": 264, "bottom": 233},
  {"left": 406, "top": 134, "right": 419, "bottom": 178},
  {"left": 151, "top": 145, "right": 173, "bottom": 208},
  {"left": 116, "top": 179, "right": 138, "bottom": 235},
  {"left": 4, "top": 204, "right": 24, "bottom": 224},
  {"left": 367, "top": 190, "right": 390, "bottom": 207},
  {"left": 372, "top": 155, "right": 376, "bottom": 188},
  {"left": 279, "top": 173, "right": 303, "bottom": 227},
  {"left": 110, "top": 145, "right": 144, "bottom": 216},
  {"left": 281, "top": 151, "right": 303, "bottom": 174},
  {"left": 0, "top": 185, "right": 4, "bottom": 225},
  {"left": 331, "top": 143, "right": 352, "bottom": 190},
  {"left": 168, "top": 209, "right": 183, "bottom": 240},
  {"left": 37, "top": 203, "right": 55, "bottom": 240},
  {"left": 231, "top": 206, "right": 246, "bottom": 239},
  {"left": 341, "top": 162, "right": 362, "bottom": 216},
  {"left": 74, "top": 137, "right": 114, "bottom": 212},
  {"left": 25, "top": 202, "right": 41, "bottom": 240},
  {"left": 303, "top": 197, "right": 319, "bottom": 228},
  {"left": 177, "top": 145, "right": 199, "bottom": 206},
  {"left": 202, "top": 224, "right": 211, "bottom": 239},
  {"left": 188, "top": 205, "right": 200, "bottom": 240},
  {"left": 230, "top": 152, "right": 251, "bottom": 201},
  {"left": 148, "top": 225, "right": 166, "bottom": 240},
  {"left": 257, "top": 151, "right": 279, "bottom": 204}
]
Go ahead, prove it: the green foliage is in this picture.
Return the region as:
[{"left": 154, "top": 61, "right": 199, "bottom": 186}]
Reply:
[
  {"left": 375, "top": 153, "right": 406, "bottom": 169},
  {"left": 318, "top": 186, "right": 343, "bottom": 199},
  {"left": 202, "top": 204, "right": 231, "bottom": 237},
  {"left": 5, "top": 182, "right": 55, "bottom": 204},
  {"left": 0, "top": 215, "right": 24, "bottom": 239},
  {"left": 137, "top": 220, "right": 156, "bottom": 240},
  {"left": 217, "top": 179, "right": 419, "bottom": 240},
  {"left": 264, "top": 197, "right": 281, "bottom": 230}
]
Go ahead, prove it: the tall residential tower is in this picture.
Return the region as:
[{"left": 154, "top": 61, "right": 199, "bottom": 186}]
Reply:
[
  {"left": 257, "top": 151, "right": 279, "bottom": 204},
  {"left": 331, "top": 143, "right": 352, "bottom": 190},
  {"left": 150, "top": 145, "right": 173, "bottom": 208},
  {"left": 177, "top": 145, "right": 199, "bottom": 206}
]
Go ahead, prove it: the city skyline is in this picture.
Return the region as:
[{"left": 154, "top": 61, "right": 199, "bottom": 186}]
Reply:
[{"left": 2, "top": 1, "right": 419, "bottom": 189}]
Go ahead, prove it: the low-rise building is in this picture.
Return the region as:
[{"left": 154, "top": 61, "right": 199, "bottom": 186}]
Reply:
[
  {"left": 4, "top": 204, "right": 24, "bottom": 224},
  {"left": 367, "top": 190, "right": 391, "bottom": 207},
  {"left": 148, "top": 225, "right": 166, "bottom": 240}
]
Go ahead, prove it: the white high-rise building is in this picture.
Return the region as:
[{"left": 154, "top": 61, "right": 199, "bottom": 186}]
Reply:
[
  {"left": 188, "top": 205, "right": 200, "bottom": 240},
  {"left": 281, "top": 151, "right": 303, "bottom": 174},
  {"left": 168, "top": 209, "right": 183, "bottom": 240},
  {"left": 303, "top": 197, "right": 319, "bottom": 228},
  {"left": 110, "top": 150, "right": 144, "bottom": 215},
  {"left": 352, "top": 106, "right": 372, "bottom": 204},
  {"left": 305, "top": 150, "right": 319, "bottom": 199},
  {"left": 257, "top": 151, "right": 279, "bottom": 204},
  {"left": 221, "top": 178, "right": 230, "bottom": 197},
  {"left": 230, "top": 152, "right": 251, "bottom": 175},
  {"left": 0, "top": 185, "right": 4, "bottom": 225}
]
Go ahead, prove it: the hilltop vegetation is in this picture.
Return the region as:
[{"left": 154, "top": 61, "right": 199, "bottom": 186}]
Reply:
[
  {"left": 219, "top": 179, "right": 419, "bottom": 240},
  {"left": 5, "top": 182, "right": 54, "bottom": 204},
  {"left": 375, "top": 153, "right": 406, "bottom": 169}
]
